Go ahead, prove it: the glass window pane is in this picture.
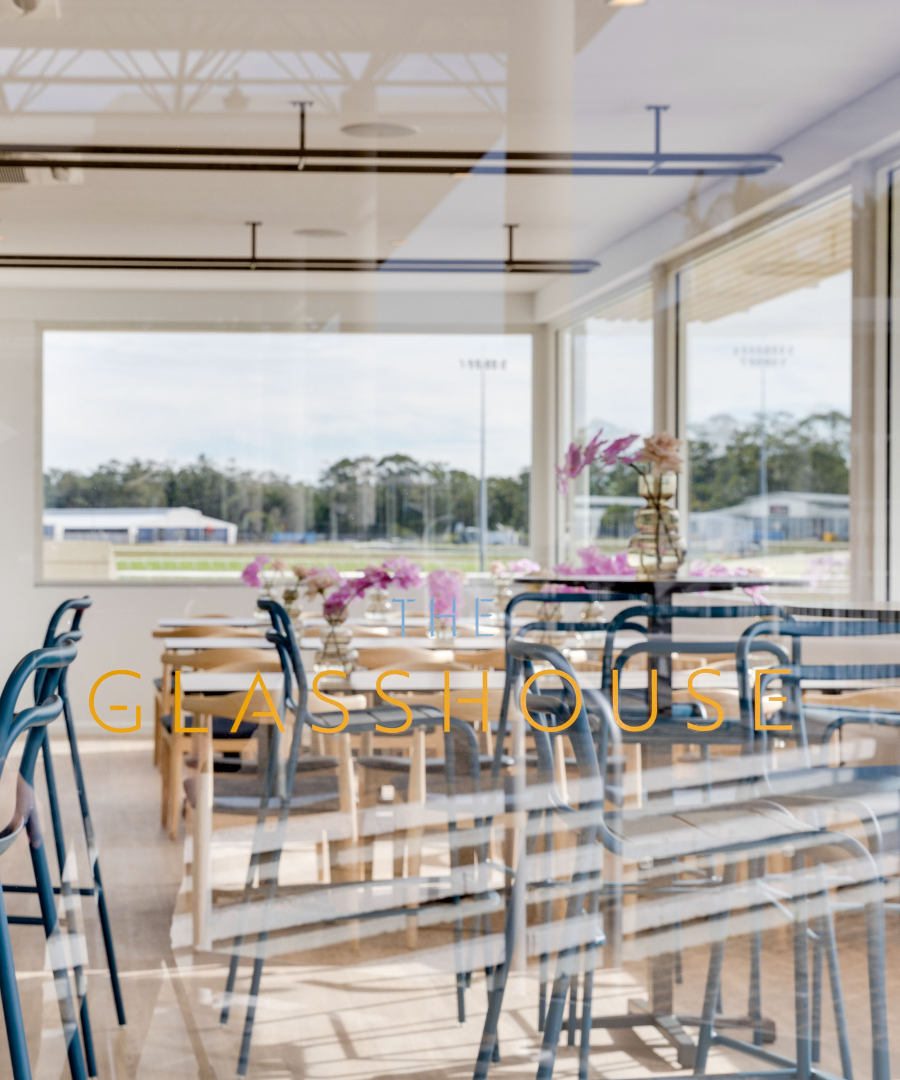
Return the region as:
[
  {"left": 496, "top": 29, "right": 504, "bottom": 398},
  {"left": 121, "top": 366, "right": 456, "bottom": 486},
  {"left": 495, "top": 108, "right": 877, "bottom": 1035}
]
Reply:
[
  {"left": 565, "top": 287, "right": 653, "bottom": 558},
  {"left": 681, "top": 195, "right": 851, "bottom": 594},
  {"left": 42, "top": 331, "right": 532, "bottom": 580}
]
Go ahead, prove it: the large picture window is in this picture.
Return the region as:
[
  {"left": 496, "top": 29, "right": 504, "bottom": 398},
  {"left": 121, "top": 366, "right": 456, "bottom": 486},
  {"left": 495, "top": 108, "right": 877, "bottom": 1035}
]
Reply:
[
  {"left": 680, "top": 195, "right": 852, "bottom": 592},
  {"left": 42, "top": 330, "right": 532, "bottom": 581},
  {"left": 563, "top": 287, "right": 653, "bottom": 557}
]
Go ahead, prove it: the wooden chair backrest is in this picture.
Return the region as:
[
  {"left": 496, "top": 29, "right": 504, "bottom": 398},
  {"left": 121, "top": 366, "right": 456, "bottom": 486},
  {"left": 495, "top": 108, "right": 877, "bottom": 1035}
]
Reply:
[
  {"left": 152, "top": 625, "right": 261, "bottom": 639},
  {"left": 453, "top": 648, "right": 506, "bottom": 670},
  {"left": 357, "top": 647, "right": 469, "bottom": 671},
  {"left": 159, "top": 648, "right": 281, "bottom": 714}
]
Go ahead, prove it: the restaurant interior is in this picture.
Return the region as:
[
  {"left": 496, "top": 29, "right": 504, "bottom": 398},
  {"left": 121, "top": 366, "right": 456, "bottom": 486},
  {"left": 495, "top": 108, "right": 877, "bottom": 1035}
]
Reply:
[{"left": 3, "top": 1, "right": 900, "bottom": 1078}]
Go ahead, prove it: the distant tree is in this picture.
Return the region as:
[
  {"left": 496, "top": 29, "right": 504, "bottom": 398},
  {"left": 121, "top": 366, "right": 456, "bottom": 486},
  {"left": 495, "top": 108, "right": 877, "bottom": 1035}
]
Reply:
[
  {"left": 689, "top": 411, "right": 849, "bottom": 511},
  {"left": 44, "top": 451, "right": 532, "bottom": 543}
]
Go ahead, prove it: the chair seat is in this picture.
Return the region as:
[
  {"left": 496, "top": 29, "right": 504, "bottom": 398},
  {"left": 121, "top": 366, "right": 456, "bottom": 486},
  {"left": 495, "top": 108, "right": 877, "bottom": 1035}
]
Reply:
[
  {"left": 184, "top": 768, "right": 341, "bottom": 815},
  {"left": 357, "top": 753, "right": 514, "bottom": 774},
  {"left": 159, "top": 713, "right": 258, "bottom": 739}
]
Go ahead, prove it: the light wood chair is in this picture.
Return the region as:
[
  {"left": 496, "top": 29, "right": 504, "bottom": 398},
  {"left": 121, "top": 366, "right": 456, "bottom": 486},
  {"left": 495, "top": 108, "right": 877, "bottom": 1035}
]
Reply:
[
  {"left": 355, "top": 646, "right": 470, "bottom": 672},
  {"left": 158, "top": 647, "right": 281, "bottom": 838},
  {"left": 182, "top": 689, "right": 369, "bottom": 895}
]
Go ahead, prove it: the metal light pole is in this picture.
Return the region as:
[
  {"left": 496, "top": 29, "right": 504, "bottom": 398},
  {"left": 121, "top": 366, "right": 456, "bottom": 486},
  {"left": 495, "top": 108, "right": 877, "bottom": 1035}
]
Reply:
[
  {"left": 460, "top": 358, "right": 507, "bottom": 571},
  {"left": 737, "top": 344, "right": 791, "bottom": 553},
  {"left": 479, "top": 364, "right": 488, "bottom": 572}
]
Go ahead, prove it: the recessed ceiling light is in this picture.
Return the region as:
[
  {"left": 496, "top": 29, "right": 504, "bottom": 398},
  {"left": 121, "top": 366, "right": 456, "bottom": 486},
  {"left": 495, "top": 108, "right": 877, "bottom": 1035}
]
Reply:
[
  {"left": 294, "top": 228, "right": 348, "bottom": 238},
  {"left": 607, "top": 0, "right": 646, "bottom": 6},
  {"left": 341, "top": 123, "right": 418, "bottom": 139}
]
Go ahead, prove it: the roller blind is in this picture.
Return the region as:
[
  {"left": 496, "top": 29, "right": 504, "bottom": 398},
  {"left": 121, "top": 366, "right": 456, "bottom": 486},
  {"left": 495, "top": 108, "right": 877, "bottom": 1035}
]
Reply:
[{"left": 681, "top": 192, "right": 851, "bottom": 324}]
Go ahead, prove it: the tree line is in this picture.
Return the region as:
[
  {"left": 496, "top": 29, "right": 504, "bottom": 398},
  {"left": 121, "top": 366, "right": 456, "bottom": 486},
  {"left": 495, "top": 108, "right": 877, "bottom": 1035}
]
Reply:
[
  {"left": 44, "top": 453, "right": 531, "bottom": 543},
  {"left": 585, "top": 410, "right": 849, "bottom": 528}
]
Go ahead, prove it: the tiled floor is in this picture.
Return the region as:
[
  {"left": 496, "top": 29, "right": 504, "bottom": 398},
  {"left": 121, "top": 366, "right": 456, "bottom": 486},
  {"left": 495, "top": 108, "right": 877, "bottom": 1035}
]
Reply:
[{"left": 0, "top": 736, "right": 896, "bottom": 1079}]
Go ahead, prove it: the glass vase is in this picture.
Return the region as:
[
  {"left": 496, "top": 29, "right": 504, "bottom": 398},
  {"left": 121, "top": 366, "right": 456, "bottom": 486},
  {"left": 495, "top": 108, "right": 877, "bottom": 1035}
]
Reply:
[
  {"left": 626, "top": 472, "right": 686, "bottom": 580},
  {"left": 364, "top": 586, "right": 393, "bottom": 624},
  {"left": 491, "top": 576, "right": 514, "bottom": 622},
  {"left": 254, "top": 584, "right": 276, "bottom": 621},
  {"left": 314, "top": 609, "right": 358, "bottom": 676}
]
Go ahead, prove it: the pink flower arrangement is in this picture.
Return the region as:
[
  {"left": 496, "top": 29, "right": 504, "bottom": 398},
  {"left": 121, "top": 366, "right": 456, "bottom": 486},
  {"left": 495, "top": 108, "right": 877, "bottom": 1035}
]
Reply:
[
  {"left": 689, "top": 559, "right": 770, "bottom": 605},
  {"left": 550, "top": 547, "right": 633, "bottom": 584},
  {"left": 577, "top": 546, "right": 633, "bottom": 576},
  {"left": 240, "top": 555, "right": 268, "bottom": 587},
  {"left": 303, "top": 568, "right": 342, "bottom": 599},
  {"left": 637, "top": 432, "right": 684, "bottom": 476},
  {"left": 323, "top": 580, "right": 362, "bottom": 619},
  {"left": 381, "top": 556, "right": 423, "bottom": 590},
  {"left": 428, "top": 568, "right": 465, "bottom": 615},
  {"left": 241, "top": 555, "right": 291, "bottom": 591},
  {"left": 556, "top": 430, "right": 641, "bottom": 496},
  {"left": 508, "top": 557, "right": 541, "bottom": 575}
]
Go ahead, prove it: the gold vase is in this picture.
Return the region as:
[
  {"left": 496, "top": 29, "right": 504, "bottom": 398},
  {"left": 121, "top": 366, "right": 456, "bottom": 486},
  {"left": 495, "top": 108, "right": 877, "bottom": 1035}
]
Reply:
[{"left": 626, "top": 472, "right": 686, "bottom": 580}]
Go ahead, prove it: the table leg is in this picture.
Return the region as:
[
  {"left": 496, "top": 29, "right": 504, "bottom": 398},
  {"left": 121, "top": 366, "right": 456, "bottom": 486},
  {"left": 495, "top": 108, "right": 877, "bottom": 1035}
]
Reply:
[
  {"left": 406, "top": 726, "right": 426, "bottom": 949},
  {"left": 192, "top": 727, "right": 213, "bottom": 951}
]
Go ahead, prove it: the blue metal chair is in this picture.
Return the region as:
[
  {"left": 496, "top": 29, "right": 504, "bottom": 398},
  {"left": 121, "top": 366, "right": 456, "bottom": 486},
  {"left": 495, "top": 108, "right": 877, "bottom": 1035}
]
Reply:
[
  {"left": 0, "top": 642, "right": 88, "bottom": 1080},
  {"left": 34, "top": 601, "right": 125, "bottom": 1024},
  {"left": 473, "top": 633, "right": 890, "bottom": 1080},
  {"left": 216, "top": 598, "right": 501, "bottom": 1076}
]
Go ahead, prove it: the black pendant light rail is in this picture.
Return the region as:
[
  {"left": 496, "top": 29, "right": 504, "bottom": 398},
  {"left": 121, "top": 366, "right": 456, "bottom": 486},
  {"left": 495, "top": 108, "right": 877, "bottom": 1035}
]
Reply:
[
  {"left": 0, "top": 253, "right": 598, "bottom": 273},
  {"left": 0, "top": 222, "right": 597, "bottom": 275},
  {"left": 0, "top": 147, "right": 780, "bottom": 177},
  {"left": 0, "top": 106, "right": 781, "bottom": 179}
]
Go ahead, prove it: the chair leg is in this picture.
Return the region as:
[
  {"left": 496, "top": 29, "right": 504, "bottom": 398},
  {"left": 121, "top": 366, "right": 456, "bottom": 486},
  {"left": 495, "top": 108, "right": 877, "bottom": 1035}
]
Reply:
[
  {"left": 578, "top": 874, "right": 602, "bottom": 1080},
  {"left": 748, "top": 855, "right": 764, "bottom": 1046},
  {"left": 0, "top": 876, "right": 33, "bottom": 1080},
  {"left": 167, "top": 738, "right": 184, "bottom": 840},
  {"left": 811, "top": 931, "right": 823, "bottom": 1064},
  {"left": 693, "top": 858, "right": 739, "bottom": 1075},
  {"left": 473, "top": 822, "right": 535, "bottom": 1080},
  {"left": 27, "top": 808, "right": 89, "bottom": 1080},
  {"left": 61, "top": 695, "right": 127, "bottom": 1027},
  {"left": 159, "top": 738, "right": 169, "bottom": 827},
  {"left": 40, "top": 735, "right": 97, "bottom": 1076},
  {"left": 791, "top": 853, "right": 812, "bottom": 1080},
  {"left": 814, "top": 872, "right": 853, "bottom": 1080}
]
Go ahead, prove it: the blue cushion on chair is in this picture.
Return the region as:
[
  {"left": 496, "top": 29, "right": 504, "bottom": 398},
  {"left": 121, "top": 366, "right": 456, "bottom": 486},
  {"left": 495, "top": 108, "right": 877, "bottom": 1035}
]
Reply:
[{"left": 159, "top": 713, "right": 259, "bottom": 739}]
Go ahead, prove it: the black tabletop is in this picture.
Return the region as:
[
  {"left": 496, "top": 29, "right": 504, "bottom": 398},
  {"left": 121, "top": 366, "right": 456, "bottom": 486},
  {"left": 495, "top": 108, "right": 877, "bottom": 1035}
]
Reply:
[
  {"left": 513, "top": 574, "right": 800, "bottom": 595},
  {"left": 784, "top": 600, "right": 900, "bottom": 622}
]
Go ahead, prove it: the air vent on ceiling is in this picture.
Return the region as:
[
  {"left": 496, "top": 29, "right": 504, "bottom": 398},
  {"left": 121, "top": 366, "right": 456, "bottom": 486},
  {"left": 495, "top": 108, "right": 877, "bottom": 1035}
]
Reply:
[
  {"left": 0, "top": 166, "right": 27, "bottom": 184},
  {"left": 0, "top": 161, "right": 83, "bottom": 187}
]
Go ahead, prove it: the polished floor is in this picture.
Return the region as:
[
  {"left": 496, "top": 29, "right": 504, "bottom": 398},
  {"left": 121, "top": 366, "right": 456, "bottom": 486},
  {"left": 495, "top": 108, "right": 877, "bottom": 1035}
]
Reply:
[{"left": 0, "top": 736, "right": 896, "bottom": 1079}]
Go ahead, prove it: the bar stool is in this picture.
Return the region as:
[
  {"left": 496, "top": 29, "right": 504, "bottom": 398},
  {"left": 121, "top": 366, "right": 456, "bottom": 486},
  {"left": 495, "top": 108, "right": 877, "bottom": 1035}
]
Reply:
[
  {"left": 473, "top": 634, "right": 890, "bottom": 1080},
  {"left": 0, "top": 642, "right": 87, "bottom": 1080}
]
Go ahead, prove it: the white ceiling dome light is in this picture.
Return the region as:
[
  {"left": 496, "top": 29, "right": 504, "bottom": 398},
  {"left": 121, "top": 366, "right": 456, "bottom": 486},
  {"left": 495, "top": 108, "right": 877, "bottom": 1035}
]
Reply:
[
  {"left": 294, "top": 228, "right": 348, "bottom": 239},
  {"left": 341, "top": 123, "right": 419, "bottom": 139}
]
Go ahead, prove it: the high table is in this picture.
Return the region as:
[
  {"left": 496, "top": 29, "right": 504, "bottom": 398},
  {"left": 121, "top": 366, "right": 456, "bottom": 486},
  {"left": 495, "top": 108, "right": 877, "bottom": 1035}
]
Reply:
[
  {"left": 512, "top": 573, "right": 803, "bottom": 1067},
  {"left": 784, "top": 599, "right": 900, "bottom": 621},
  {"left": 163, "top": 635, "right": 504, "bottom": 652}
]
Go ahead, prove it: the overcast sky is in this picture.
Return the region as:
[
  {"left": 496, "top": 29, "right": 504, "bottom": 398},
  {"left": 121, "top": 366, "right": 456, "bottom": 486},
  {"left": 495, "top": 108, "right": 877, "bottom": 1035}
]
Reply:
[
  {"left": 687, "top": 270, "right": 851, "bottom": 426},
  {"left": 43, "top": 331, "right": 533, "bottom": 483}
]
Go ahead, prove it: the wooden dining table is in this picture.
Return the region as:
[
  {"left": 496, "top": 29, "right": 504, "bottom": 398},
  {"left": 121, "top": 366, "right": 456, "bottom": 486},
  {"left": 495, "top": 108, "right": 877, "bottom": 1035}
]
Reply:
[{"left": 180, "top": 667, "right": 508, "bottom": 948}]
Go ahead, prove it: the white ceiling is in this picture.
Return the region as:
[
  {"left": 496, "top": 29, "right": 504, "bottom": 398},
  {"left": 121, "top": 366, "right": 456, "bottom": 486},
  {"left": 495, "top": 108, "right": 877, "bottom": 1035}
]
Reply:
[{"left": 0, "top": 0, "right": 899, "bottom": 303}]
